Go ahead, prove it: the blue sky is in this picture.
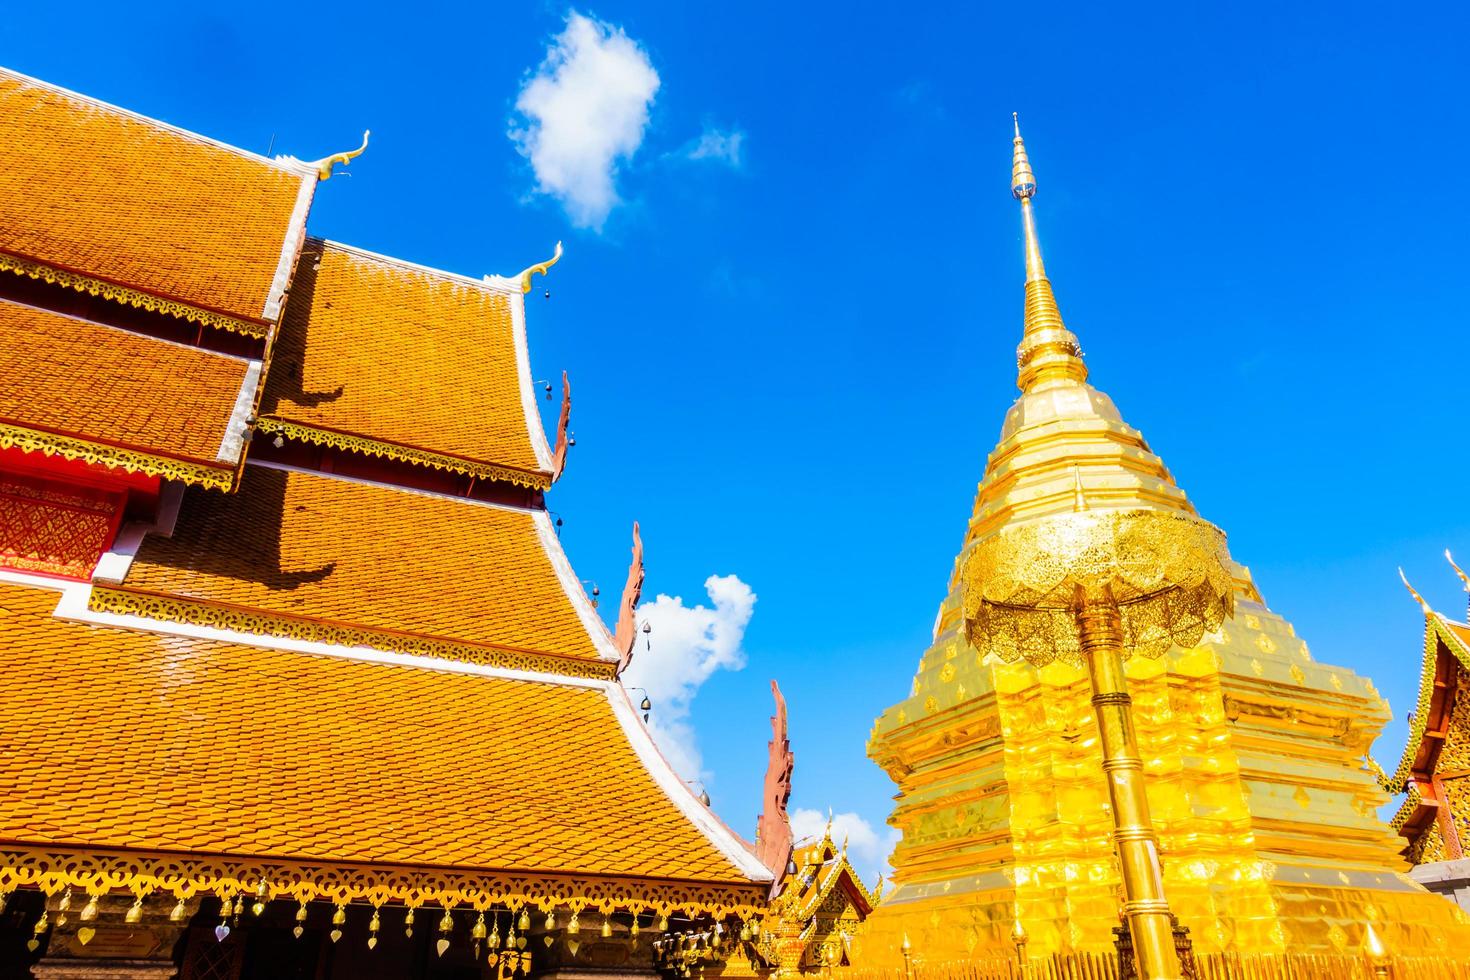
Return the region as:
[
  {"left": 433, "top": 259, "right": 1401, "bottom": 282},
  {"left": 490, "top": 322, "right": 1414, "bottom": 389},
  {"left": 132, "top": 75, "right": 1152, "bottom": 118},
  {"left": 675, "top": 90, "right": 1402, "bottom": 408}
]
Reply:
[{"left": 7, "top": 1, "right": 1468, "bottom": 879}]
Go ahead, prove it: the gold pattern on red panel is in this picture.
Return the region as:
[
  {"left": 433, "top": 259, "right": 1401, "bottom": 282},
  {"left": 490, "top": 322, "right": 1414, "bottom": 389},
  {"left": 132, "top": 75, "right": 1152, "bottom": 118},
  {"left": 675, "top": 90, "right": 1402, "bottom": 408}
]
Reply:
[{"left": 0, "top": 472, "right": 123, "bottom": 578}]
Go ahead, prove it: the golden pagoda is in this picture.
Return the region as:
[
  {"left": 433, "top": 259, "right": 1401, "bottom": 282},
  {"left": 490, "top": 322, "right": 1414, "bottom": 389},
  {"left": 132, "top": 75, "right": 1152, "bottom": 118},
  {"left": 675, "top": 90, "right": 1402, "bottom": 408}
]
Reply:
[
  {"left": 0, "top": 66, "right": 773, "bottom": 978},
  {"left": 853, "top": 118, "right": 1470, "bottom": 967}
]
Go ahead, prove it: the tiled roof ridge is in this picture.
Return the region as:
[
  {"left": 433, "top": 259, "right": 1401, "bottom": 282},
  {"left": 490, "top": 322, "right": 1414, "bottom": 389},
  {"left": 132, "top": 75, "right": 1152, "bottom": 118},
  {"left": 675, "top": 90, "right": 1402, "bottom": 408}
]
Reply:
[
  {"left": 314, "top": 237, "right": 525, "bottom": 296},
  {"left": 0, "top": 65, "right": 317, "bottom": 178}
]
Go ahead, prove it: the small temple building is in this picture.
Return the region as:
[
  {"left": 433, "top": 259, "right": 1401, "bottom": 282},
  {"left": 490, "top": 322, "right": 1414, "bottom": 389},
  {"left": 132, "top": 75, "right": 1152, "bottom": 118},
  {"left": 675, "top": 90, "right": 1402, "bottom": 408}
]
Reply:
[
  {"left": 0, "top": 66, "right": 775, "bottom": 978},
  {"left": 755, "top": 826, "right": 876, "bottom": 975},
  {"left": 1383, "top": 558, "right": 1470, "bottom": 908},
  {"left": 849, "top": 120, "right": 1470, "bottom": 966}
]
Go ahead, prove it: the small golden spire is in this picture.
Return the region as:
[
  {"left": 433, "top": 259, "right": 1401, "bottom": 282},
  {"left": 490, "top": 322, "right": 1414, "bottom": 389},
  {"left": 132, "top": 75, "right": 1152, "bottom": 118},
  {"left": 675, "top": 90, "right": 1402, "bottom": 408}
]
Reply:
[
  {"left": 1399, "top": 567, "right": 1433, "bottom": 614},
  {"left": 1010, "top": 116, "right": 1086, "bottom": 394},
  {"left": 1447, "top": 550, "right": 1470, "bottom": 593},
  {"left": 1071, "top": 465, "right": 1089, "bottom": 512}
]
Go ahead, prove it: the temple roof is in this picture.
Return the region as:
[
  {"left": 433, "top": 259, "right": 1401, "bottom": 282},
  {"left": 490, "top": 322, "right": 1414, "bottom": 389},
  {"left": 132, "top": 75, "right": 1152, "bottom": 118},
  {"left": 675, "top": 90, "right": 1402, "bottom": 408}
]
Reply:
[
  {"left": 258, "top": 239, "right": 554, "bottom": 487},
  {"left": 1386, "top": 605, "right": 1470, "bottom": 799},
  {"left": 0, "top": 67, "right": 315, "bottom": 331},
  {"left": 0, "top": 298, "right": 254, "bottom": 488},
  {"left": 0, "top": 579, "right": 767, "bottom": 900},
  {"left": 113, "top": 463, "right": 613, "bottom": 671}
]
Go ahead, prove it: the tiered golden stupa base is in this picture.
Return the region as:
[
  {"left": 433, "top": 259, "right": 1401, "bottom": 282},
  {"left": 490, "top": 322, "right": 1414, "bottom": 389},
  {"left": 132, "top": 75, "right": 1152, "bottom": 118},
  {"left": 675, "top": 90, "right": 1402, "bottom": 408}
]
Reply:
[{"left": 859, "top": 599, "right": 1470, "bottom": 968}]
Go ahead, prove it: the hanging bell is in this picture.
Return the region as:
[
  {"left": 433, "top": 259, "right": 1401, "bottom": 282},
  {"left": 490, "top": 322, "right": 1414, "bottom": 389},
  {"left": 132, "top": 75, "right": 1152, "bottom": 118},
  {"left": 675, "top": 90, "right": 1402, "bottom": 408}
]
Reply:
[
  {"left": 439, "top": 908, "right": 454, "bottom": 935},
  {"left": 232, "top": 895, "right": 245, "bottom": 918},
  {"left": 405, "top": 907, "right": 416, "bottom": 938},
  {"left": 631, "top": 917, "right": 640, "bottom": 937},
  {"left": 545, "top": 910, "right": 556, "bottom": 931},
  {"left": 473, "top": 914, "right": 488, "bottom": 941},
  {"left": 126, "top": 898, "right": 144, "bottom": 924},
  {"left": 567, "top": 912, "right": 580, "bottom": 935},
  {"left": 170, "top": 899, "right": 188, "bottom": 923},
  {"left": 80, "top": 895, "right": 98, "bottom": 922},
  {"left": 255, "top": 880, "right": 269, "bottom": 899},
  {"left": 658, "top": 914, "right": 669, "bottom": 931},
  {"left": 369, "top": 908, "right": 381, "bottom": 950},
  {"left": 518, "top": 908, "right": 530, "bottom": 931},
  {"left": 490, "top": 915, "right": 502, "bottom": 949},
  {"left": 332, "top": 905, "right": 347, "bottom": 927},
  {"left": 740, "top": 924, "right": 751, "bottom": 941},
  {"left": 601, "top": 917, "right": 612, "bottom": 939},
  {"left": 58, "top": 889, "right": 72, "bottom": 913}
]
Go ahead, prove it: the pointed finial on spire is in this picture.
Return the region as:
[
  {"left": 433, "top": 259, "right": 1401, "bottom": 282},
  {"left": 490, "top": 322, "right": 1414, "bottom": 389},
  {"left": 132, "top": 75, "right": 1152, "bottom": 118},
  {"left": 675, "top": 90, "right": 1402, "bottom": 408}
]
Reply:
[
  {"left": 1399, "top": 567, "right": 1433, "bottom": 614},
  {"left": 1009, "top": 117, "right": 1087, "bottom": 393},
  {"left": 1447, "top": 550, "right": 1470, "bottom": 593},
  {"left": 1071, "top": 465, "right": 1089, "bottom": 512},
  {"left": 1011, "top": 113, "right": 1036, "bottom": 201}
]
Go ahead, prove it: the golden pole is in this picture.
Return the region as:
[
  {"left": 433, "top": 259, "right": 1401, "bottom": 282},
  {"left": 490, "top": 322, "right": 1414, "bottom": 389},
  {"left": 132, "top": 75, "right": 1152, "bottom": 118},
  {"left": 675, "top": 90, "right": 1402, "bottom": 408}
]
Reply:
[{"left": 1076, "top": 588, "right": 1181, "bottom": 980}]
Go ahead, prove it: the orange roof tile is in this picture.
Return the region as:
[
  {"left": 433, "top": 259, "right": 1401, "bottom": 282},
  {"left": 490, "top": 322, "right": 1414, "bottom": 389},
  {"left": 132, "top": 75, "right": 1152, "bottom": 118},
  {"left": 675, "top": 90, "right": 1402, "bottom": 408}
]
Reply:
[
  {"left": 122, "top": 464, "right": 605, "bottom": 661},
  {"left": 260, "top": 240, "right": 547, "bottom": 475},
  {"left": 0, "top": 69, "right": 312, "bottom": 325},
  {"left": 0, "top": 580, "right": 751, "bottom": 882},
  {"left": 0, "top": 298, "right": 250, "bottom": 466}
]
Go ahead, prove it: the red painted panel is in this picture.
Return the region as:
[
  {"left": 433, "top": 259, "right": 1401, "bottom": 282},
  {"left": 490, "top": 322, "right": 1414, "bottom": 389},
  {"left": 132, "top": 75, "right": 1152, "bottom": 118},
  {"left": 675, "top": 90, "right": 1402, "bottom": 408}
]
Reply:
[{"left": 0, "top": 469, "right": 125, "bottom": 579}]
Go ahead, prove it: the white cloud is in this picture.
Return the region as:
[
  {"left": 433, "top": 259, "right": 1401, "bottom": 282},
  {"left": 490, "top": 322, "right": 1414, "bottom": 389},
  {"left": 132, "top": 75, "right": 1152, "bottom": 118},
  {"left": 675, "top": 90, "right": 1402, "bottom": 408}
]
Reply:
[
  {"left": 510, "top": 11, "right": 660, "bottom": 229},
  {"left": 623, "top": 574, "right": 756, "bottom": 782},
  {"left": 683, "top": 126, "right": 746, "bottom": 167},
  {"left": 790, "top": 808, "right": 900, "bottom": 886}
]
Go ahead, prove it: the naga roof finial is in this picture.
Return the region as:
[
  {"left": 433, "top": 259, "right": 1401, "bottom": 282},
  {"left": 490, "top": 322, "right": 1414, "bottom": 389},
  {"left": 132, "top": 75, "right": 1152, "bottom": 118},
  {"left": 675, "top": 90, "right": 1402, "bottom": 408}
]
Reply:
[
  {"left": 516, "top": 241, "right": 563, "bottom": 294},
  {"left": 312, "top": 130, "right": 370, "bottom": 181},
  {"left": 1447, "top": 549, "right": 1470, "bottom": 593},
  {"left": 1399, "top": 567, "right": 1433, "bottom": 614}
]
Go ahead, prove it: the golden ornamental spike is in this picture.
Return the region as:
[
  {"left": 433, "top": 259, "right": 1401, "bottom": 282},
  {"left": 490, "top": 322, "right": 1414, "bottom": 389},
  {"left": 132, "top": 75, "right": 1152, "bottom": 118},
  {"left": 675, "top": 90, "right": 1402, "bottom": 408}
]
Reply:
[
  {"left": 1447, "top": 549, "right": 1470, "bottom": 592},
  {"left": 1009, "top": 116, "right": 1086, "bottom": 393},
  {"left": 313, "top": 130, "right": 370, "bottom": 180},
  {"left": 1399, "top": 567, "right": 1433, "bottom": 614},
  {"left": 514, "top": 241, "right": 564, "bottom": 294}
]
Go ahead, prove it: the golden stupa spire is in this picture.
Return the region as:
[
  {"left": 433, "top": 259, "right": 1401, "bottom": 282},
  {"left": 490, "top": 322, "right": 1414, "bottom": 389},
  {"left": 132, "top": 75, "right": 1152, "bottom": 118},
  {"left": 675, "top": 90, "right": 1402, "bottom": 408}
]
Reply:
[{"left": 1011, "top": 114, "right": 1088, "bottom": 393}]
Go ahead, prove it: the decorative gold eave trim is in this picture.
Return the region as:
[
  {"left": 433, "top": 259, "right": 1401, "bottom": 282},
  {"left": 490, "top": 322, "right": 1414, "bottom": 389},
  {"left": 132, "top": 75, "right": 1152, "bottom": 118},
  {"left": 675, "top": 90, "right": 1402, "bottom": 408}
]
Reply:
[
  {"left": 87, "top": 587, "right": 617, "bottom": 681},
  {"left": 256, "top": 418, "right": 552, "bottom": 490},
  {"left": 0, "top": 423, "right": 235, "bottom": 492},
  {"left": 0, "top": 252, "right": 269, "bottom": 339},
  {"left": 0, "top": 844, "right": 768, "bottom": 920},
  {"left": 1384, "top": 615, "right": 1469, "bottom": 793}
]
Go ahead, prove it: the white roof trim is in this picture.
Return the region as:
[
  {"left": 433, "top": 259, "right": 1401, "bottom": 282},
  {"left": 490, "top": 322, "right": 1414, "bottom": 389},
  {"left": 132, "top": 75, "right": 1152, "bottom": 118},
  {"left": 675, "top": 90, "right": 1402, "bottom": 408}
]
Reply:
[
  {"left": 92, "top": 482, "right": 183, "bottom": 585},
  {"left": 0, "top": 66, "right": 318, "bottom": 177},
  {"left": 0, "top": 568, "right": 74, "bottom": 594},
  {"left": 263, "top": 177, "right": 319, "bottom": 322},
  {"left": 317, "top": 238, "right": 520, "bottom": 296},
  {"left": 603, "top": 682, "right": 773, "bottom": 883},
  {"left": 509, "top": 290, "right": 556, "bottom": 472},
  {"left": 217, "top": 360, "right": 263, "bottom": 464},
  {"left": 532, "top": 509, "right": 621, "bottom": 663},
  {"left": 52, "top": 582, "right": 606, "bottom": 690}
]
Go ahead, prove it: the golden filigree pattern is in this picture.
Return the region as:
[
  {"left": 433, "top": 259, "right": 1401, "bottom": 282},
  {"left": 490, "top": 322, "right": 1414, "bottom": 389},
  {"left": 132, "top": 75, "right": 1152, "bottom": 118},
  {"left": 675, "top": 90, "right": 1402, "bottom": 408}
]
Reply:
[
  {"left": 0, "top": 423, "right": 235, "bottom": 491},
  {"left": 256, "top": 418, "right": 552, "bottom": 489},
  {"left": 963, "top": 509, "right": 1234, "bottom": 666},
  {"left": 87, "top": 587, "right": 617, "bottom": 681},
  {"left": 0, "top": 474, "right": 123, "bottom": 578},
  {"left": 1383, "top": 617, "right": 1466, "bottom": 793},
  {"left": 0, "top": 845, "right": 765, "bottom": 920},
  {"left": 0, "top": 252, "right": 268, "bottom": 338}
]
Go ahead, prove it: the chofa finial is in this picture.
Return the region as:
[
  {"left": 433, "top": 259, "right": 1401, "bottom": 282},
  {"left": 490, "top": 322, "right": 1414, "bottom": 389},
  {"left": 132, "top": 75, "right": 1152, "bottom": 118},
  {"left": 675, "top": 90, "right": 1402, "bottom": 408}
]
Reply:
[
  {"left": 515, "top": 241, "right": 564, "bottom": 294},
  {"left": 312, "top": 130, "right": 370, "bottom": 181},
  {"left": 1399, "top": 567, "right": 1433, "bottom": 614},
  {"left": 1447, "top": 550, "right": 1470, "bottom": 593}
]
